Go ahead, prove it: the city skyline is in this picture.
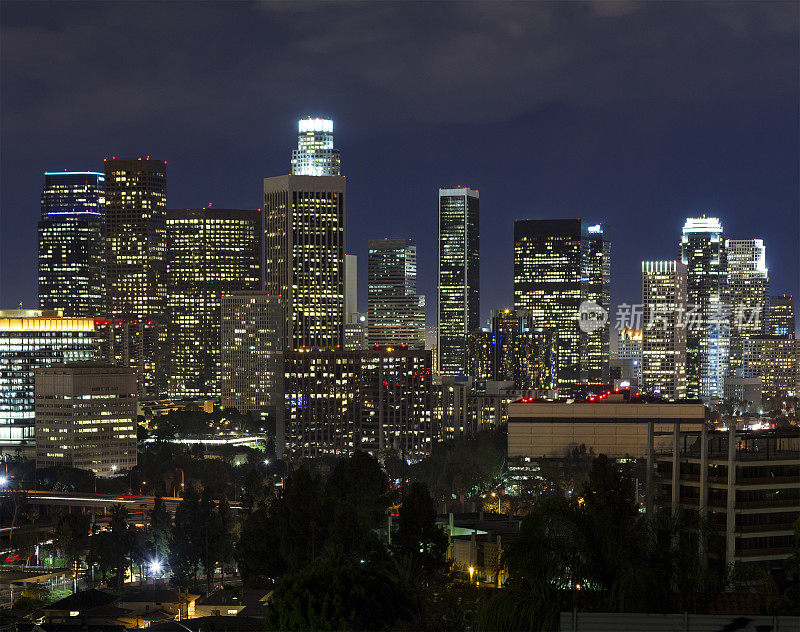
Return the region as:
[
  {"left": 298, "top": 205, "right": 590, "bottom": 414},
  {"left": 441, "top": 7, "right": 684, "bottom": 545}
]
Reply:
[{"left": 1, "top": 2, "right": 797, "bottom": 327}]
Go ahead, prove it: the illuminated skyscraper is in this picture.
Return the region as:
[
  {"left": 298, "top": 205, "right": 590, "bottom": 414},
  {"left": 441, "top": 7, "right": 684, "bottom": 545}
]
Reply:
[
  {"left": 104, "top": 158, "right": 167, "bottom": 321},
  {"left": 368, "top": 238, "right": 425, "bottom": 348},
  {"left": 680, "top": 217, "right": 729, "bottom": 400},
  {"left": 0, "top": 310, "right": 97, "bottom": 447},
  {"left": 38, "top": 171, "right": 105, "bottom": 316},
  {"left": 438, "top": 187, "right": 479, "bottom": 375},
  {"left": 265, "top": 119, "right": 345, "bottom": 349},
  {"left": 291, "top": 118, "right": 341, "bottom": 176},
  {"left": 641, "top": 260, "right": 687, "bottom": 400},
  {"left": 513, "top": 219, "right": 610, "bottom": 396},
  {"left": 220, "top": 293, "right": 285, "bottom": 449},
  {"left": 725, "top": 239, "right": 768, "bottom": 374},
  {"left": 768, "top": 294, "right": 795, "bottom": 338},
  {"left": 616, "top": 328, "right": 642, "bottom": 385},
  {"left": 165, "top": 209, "right": 262, "bottom": 398}
]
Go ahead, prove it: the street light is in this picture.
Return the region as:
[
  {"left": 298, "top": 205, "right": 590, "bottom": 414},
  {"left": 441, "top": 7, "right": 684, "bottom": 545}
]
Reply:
[{"left": 0, "top": 476, "right": 8, "bottom": 488}]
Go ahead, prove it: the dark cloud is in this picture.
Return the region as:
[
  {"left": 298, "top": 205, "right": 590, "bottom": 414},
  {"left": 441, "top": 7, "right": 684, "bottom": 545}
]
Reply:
[{"left": 1, "top": 1, "right": 798, "bottom": 320}]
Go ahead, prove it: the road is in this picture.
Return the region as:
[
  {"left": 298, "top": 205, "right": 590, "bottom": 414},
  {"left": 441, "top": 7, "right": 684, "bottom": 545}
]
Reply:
[{"left": 0, "top": 490, "right": 241, "bottom": 513}]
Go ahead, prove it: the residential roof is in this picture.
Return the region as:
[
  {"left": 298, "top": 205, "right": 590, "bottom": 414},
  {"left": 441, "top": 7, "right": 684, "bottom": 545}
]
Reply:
[
  {"left": 44, "top": 589, "right": 118, "bottom": 611},
  {"left": 122, "top": 589, "right": 198, "bottom": 604}
]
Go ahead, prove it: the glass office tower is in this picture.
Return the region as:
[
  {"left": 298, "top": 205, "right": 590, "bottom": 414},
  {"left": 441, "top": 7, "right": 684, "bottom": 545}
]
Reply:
[
  {"left": 291, "top": 118, "right": 341, "bottom": 176},
  {"left": 768, "top": 294, "right": 795, "bottom": 338},
  {"left": 368, "top": 238, "right": 425, "bottom": 348},
  {"left": 513, "top": 219, "right": 610, "bottom": 396},
  {"left": 165, "top": 209, "right": 262, "bottom": 398},
  {"left": 680, "top": 217, "right": 729, "bottom": 400},
  {"left": 437, "top": 187, "right": 479, "bottom": 376},
  {"left": 38, "top": 171, "right": 105, "bottom": 316}
]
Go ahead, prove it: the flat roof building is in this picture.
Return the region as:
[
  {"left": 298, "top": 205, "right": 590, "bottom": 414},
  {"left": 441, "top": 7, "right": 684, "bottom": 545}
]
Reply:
[{"left": 35, "top": 363, "right": 137, "bottom": 475}]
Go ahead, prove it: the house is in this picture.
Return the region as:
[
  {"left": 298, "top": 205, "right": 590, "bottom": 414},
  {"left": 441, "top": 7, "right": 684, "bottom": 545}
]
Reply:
[
  {"left": 41, "top": 588, "right": 137, "bottom": 628},
  {"left": 120, "top": 588, "right": 198, "bottom": 623},
  {"left": 194, "top": 588, "right": 271, "bottom": 618}
]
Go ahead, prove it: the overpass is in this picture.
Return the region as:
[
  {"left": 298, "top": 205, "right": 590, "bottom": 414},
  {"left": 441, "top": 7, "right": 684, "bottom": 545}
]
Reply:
[{"left": 1, "top": 491, "right": 241, "bottom": 513}]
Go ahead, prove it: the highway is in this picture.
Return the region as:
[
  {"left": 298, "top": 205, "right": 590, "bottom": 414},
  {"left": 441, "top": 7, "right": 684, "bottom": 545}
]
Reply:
[{"left": 0, "top": 490, "right": 241, "bottom": 512}]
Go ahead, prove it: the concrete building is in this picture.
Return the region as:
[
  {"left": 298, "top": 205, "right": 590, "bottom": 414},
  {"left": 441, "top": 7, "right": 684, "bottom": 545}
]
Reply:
[
  {"left": 0, "top": 310, "right": 97, "bottom": 448},
  {"left": 507, "top": 391, "right": 705, "bottom": 459},
  {"left": 343, "top": 312, "right": 369, "bottom": 350},
  {"left": 722, "top": 376, "right": 763, "bottom": 412},
  {"left": 220, "top": 293, "right": 284, "bottom": 444},
  {"left": 94, "top": 318, "right": 166, "bottom": 398},
  {"left": 165, "top": 208, "right": 262, "bottom": 398},
  {"left": 768, "top": 294, "right": 794, "bottom": 338},
  {"left": 725, "top": 239, "right": 768, "bottom": 374},
  {"left": 513, "top": 219, "right": 610, "bottom": 396},
  {"left": 615, "top": 327, "right": 642, "bottom": 385},
  {"left": 284, "top": 347, "right": 433, "bottom": 459},
  {"left": 742, "top": 335, "right": 799, "bottom": 408},
  {"left": 653, "top": 427, "right": 799, "bottom": 570},
  {"left": 35, "top": 363, "right": 137, "bottom": 475},
  {"left": 438, "top": 188, "right": 479, "bottom": 376},
  {"left": 38, "top": 171, "right": 106, "bottom": 317},
  {"left": 641, "top": 261, "right": 687, "bottom": 400}
]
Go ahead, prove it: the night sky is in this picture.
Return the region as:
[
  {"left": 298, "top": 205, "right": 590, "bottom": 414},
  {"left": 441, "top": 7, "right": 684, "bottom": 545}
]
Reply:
[{"left": 2, "top": 1, "right": 798, "bottom": 327}]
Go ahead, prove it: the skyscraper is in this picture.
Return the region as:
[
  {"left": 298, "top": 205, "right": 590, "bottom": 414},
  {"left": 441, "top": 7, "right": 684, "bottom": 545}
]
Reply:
[
  {"left": 680, "top": 217, "right": 729, "bottom": 400},
  {"left": 768, "top": 294, "right": 794, "bottom": 338},
  {"left": 165, "top": 208, "right": 262, "bottom": 398},
  {"left": 513, "top": 219, "right": 610, "bottom": 396},
  {"left": 104, "top": 158, "right": 167, "bottom": 321},
  {"left": 437, "top": 187, "right": 479, "bottom": 376},
  {"left": 291, "top": 118, "right": 341, "bottom": 176},
  {"left": 264, "top": 118, "right": 345, "bottom": 350},
  {"left": 220, "top": 293, "right": 284, "bottom": 450},
  {"left": 38, "top": 171, "right": 106, "bottom": 316},
  {"left": 725, "top": 239, "right": 768, "bottom": 374},
  {"left": 641, "top": 260, "right": 687, "bottom": 400},
  {"left": 0, "top": 310, "right": 97, "bottom": 447},
  {"left": 368, "top": 238, "right": 425, "bottom": 348}
]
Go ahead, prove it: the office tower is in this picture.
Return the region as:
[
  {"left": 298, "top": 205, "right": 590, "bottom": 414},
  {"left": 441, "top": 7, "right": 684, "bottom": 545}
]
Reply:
[
  {"left": 94, "top": 318, "right": 166, "bottom": 397},
  {"left": 616, "top": 328, "right": 643, "bottom": 384},
  {"left": 35, "top": 363, "right": 137, "bottom": 475},
  {"left": 165, "top": 209, "right": 262, "bottom": 398},
  {"left": 513, "top": 219, "right": 610, "bottom": 396},
  {"left": 220, "top": 293, "right": 284, "bottom": 449},
  {"left": 768, "top": 294, "right": 795, "bottom": 338},
  {"left": 725, "top": 239, "right": 768, "bottom": 374},
  {"left": 345, "top": 254, "right": 358, "bottom": 315},
  {"left": 742, "top": 336, "right": 799, "bottom": 407},
  {"left": 104, "top": 158, "right": 167, "bottom": 320},
  {"left": 368, "top": 238, "right": 426, "bottom": 348},
  {"left": 641, "top": 261, "right": 688, "bottom": 400},
  {"left": 284, "top": 347, "right": 433, "bottom": 458},
  {"left": 486, "top": 309, "right": 557, "bottom": 391},
  {"left": 265, "top": 118, "right": 345, "bottom": 350},
  {"left": 291, "top": 118, "right": 341, "bottom": 176},
  {"left": 0, "top": 310, "right": 97, "bottom": 447},
  {"left": 38, "top": 171, "right": 105, "bottom": 317},
  {"left": 680, "top": 217, "right": 729, "bottom": 400},
  {"left": 426, "top": 327, "right": 439, "bottom": 375},
  {"left": 468, "top": 328, "right": 493, "bottom": 380},
  {"left": 344, "top": 313, "right": 369, "bottom": 350},
  {"left": 438, "top": 188, "right": 479, "bottom": 375}
]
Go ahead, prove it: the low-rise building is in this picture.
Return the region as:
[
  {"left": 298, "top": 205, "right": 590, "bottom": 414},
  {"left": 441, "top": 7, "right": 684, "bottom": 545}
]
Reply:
[
  {"left": 507, "top": 390, "right": 706, "bottom": 459},
  {"left": 653, "top": 427, "right": 799, "bottom": 571}
]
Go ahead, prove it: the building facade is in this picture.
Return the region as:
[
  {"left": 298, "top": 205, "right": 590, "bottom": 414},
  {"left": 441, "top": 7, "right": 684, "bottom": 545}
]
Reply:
[
  {"left": 368, "top": 238, "right": 425, "bottom": 348},
  {"left": 264, "top": 172, "right": 345, "bottom": 349},
  {"left": 725, "top": 239, "right": 768, "bottom": 374},
  {"left": 94, "top": 318, "right": 166, "bottom": 398},
  {"left": 513, "top": 219, "right": 610, "bottom": 396},
  {"left": 616, "top": 328, "right": 642, "bottom": 385},
  {"left": 35, "top": 363, "right": 137, "bottom": 475},
  {"left": 291, "top": 117, "right": 341, "bottom": 176},
  {"left": 768, "top": 294, "right": 795, "bottom": 338},
  {"left": 165, "top": 208, "right": 262, "bottom": 398},
  {"left": 438, "top": 188, "right": 479, "bottom": 376},
  {"left": 641, "top": 260, "right": 687, "bottom": 401},
  {"left": 220, "top": 293, "right": 284, "bottom": 447},
  {"left": 0, "top": 310, "right": 97, "bottom": 447},
  {"left": 680, "top": 217, "right": 729, "bottom": 400},
  {"left": 38, "top": 171, "right": 106, "bottom": 317},
  {"left": 284, "top": 348, "right": 433, "bottom": 459},
  {"left": 742, "top": 335, "right": 799, "bottom": 408}
]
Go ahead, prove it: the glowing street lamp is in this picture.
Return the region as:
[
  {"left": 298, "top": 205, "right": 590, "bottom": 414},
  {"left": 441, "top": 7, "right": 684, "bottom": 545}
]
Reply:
[
  {"left": 469, "top": 566, "right": 475, "bottom": 584},
  {"left": 0, "top": 476, "right": 8, "bottom": 488}
]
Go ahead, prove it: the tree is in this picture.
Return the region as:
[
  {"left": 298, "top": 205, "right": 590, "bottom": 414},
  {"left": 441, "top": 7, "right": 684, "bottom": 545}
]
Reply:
[
  {"left": 392, "top": 482, "right": 448, "bottom": 577},
  {"left": 146, "top": 495, "right": 171, "bottom": 563},
  {"left": 53, "top": 513, "right": 90, "bottom": 567},
  {"left": 170, "top": 486, "right": 203, "bottom": 586}
]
